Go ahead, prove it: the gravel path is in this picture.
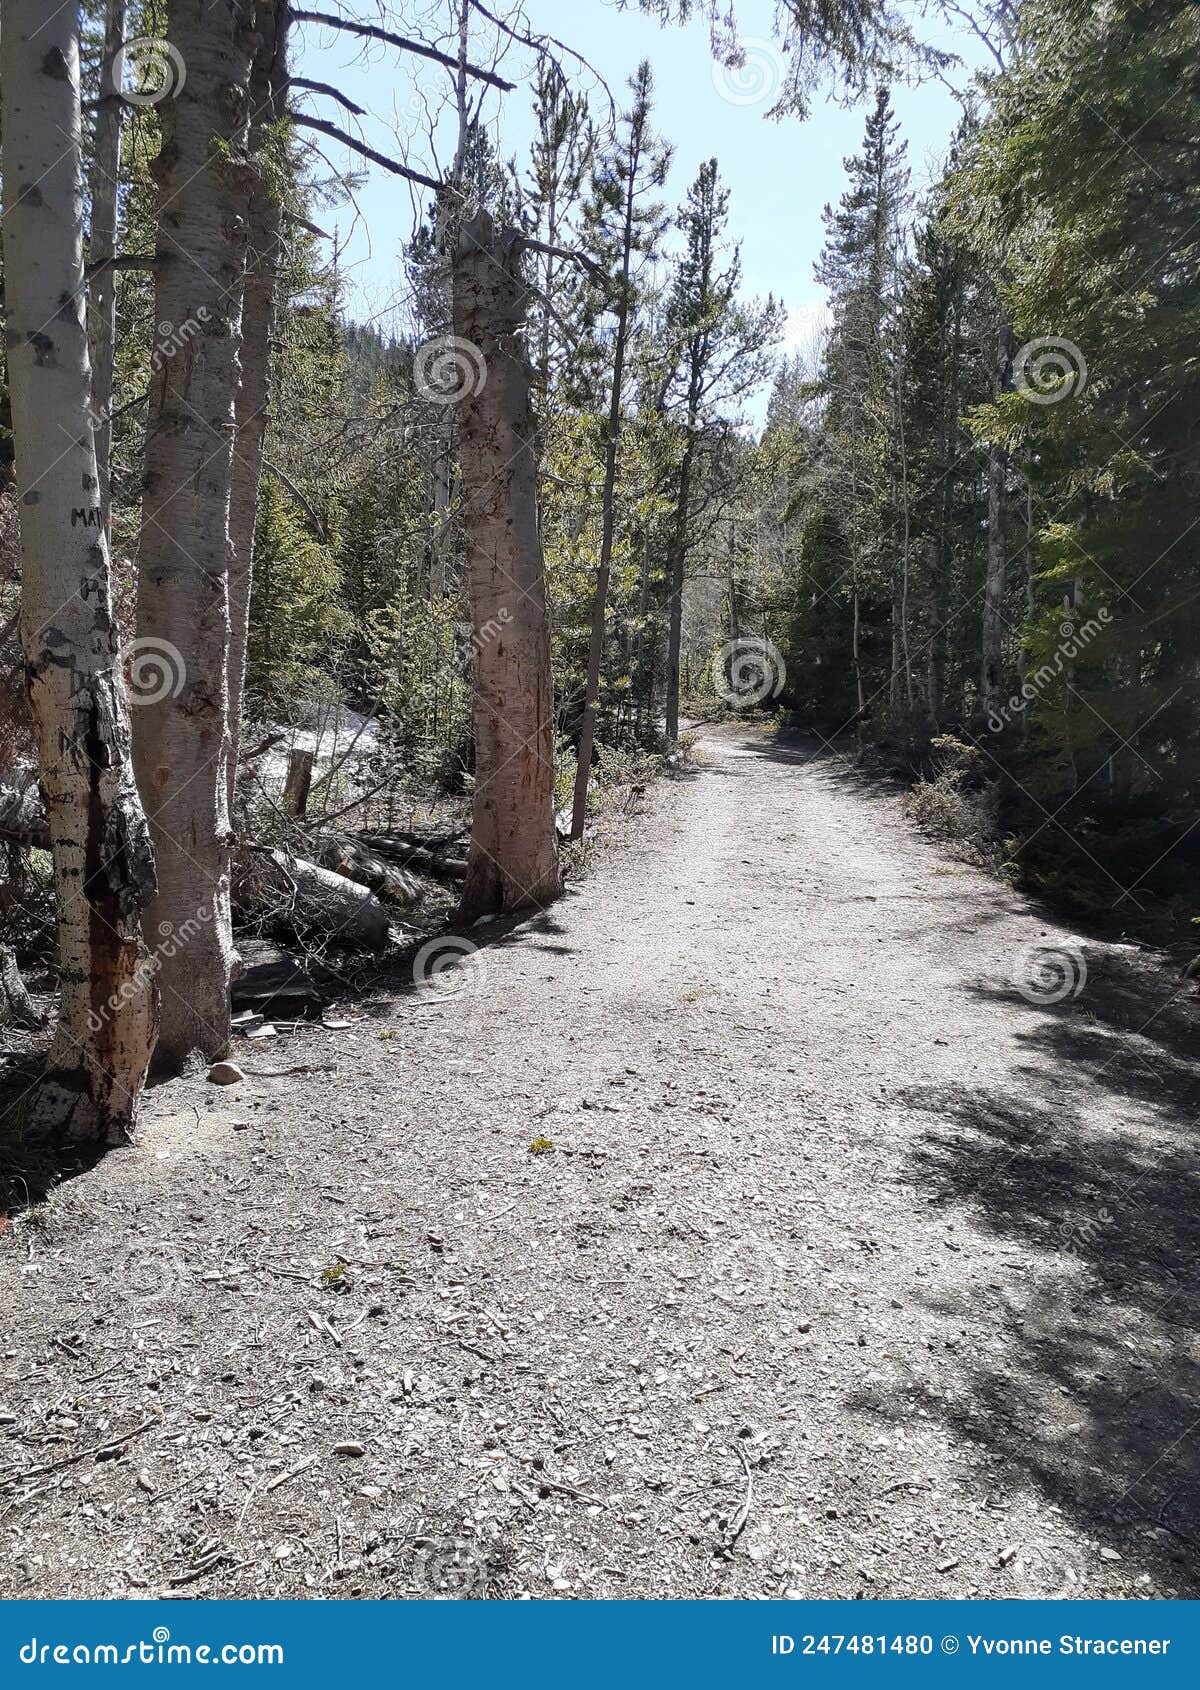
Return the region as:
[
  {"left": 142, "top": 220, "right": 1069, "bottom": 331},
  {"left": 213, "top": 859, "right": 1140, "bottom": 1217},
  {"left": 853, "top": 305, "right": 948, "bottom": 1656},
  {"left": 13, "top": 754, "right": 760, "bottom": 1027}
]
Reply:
[{"left": 2, "top": 723, "right": 1197, "bottom": 1600}]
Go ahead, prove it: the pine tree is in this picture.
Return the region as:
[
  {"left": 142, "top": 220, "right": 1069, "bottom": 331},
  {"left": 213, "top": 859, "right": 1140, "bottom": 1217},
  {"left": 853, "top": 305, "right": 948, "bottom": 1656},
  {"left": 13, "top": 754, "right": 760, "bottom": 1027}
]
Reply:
[
  {"left": 813, "top": 87, "right": 909, "bottom": 725},
  {"left": 661, "top": 160, "right": 783, "bottom": 744},
  {"left": 569, "top": 62, "right": 671, "bottom": 834}
]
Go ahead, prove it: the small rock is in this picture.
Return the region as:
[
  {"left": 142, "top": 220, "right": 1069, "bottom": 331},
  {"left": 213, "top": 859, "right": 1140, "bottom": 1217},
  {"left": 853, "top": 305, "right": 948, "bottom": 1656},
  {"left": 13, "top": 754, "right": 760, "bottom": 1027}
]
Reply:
[
  {"left": 1099, "top": 1546, "right": 1122, "bottom": 1562},
  {"left": 333, "top": 1441, "right": 365, "bottom": 1457},
  {"left": 937, "top": 1556, "right": 960, "bottom": 1573},
  {"left": 207, "top": 1061, "right": 245, "bottom": 1086}
]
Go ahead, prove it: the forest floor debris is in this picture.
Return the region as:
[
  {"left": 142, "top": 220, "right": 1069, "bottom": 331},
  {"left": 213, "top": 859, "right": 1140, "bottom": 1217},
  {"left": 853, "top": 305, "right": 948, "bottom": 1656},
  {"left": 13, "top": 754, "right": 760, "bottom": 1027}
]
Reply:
[{"left": 0, "top": 724, "right": 1197, "bottom": 1599}]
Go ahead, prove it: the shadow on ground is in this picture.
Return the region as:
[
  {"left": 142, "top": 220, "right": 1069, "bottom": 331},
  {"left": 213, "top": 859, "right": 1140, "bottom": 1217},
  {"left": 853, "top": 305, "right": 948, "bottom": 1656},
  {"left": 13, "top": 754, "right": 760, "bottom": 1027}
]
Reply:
[{"left": 861, "top": 979, "right": 1200, "bottom": 1589}]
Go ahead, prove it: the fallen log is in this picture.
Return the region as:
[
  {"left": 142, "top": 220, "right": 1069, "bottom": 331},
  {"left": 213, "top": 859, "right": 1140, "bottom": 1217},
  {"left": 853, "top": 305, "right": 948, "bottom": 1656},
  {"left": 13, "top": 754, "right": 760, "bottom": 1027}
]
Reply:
[
  {"left": 231, "top": 938, "right": 335, "bottom": 1018},
  {"left": 356, "top": 831, "right": 468, "bottom": 884},
  {"left": 233, "top": 847, "right": 391, "bottom": 949},
  {"left": 318, "top": 837, "right": 422, "bottom": 906}
]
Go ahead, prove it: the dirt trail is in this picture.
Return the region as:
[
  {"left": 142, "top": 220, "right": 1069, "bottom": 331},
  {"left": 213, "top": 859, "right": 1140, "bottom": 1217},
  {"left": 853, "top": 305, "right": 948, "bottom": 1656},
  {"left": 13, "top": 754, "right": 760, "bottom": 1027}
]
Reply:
[{"left": 2, "top": 724, "right": 1197, "bottom": 1599}]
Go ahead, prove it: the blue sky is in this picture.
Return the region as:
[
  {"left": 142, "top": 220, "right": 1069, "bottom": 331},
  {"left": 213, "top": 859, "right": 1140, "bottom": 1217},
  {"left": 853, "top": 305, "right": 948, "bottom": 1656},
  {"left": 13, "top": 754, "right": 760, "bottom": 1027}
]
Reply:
[{"left": 296, "top": 2, "right": 986, "bottom": 410}]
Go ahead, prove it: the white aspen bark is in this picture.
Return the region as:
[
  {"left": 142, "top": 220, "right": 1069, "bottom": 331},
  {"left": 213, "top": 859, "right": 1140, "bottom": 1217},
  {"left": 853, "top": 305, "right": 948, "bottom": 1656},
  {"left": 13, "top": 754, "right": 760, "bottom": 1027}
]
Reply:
[
  {"left": 454, "top": 214, "right": 563, "bottom": 916},
  {"left": 85, "top": 0, "right": 127, "bottom": 522},
  {"left": 133, "top": 0, "right": 256, "bottom": 1075},
  {"left": 1, "top": 1, "right": 157, "bottom": 1144},
  {"left": 227, "top": 0, "right": 287, "bottom": 818}
]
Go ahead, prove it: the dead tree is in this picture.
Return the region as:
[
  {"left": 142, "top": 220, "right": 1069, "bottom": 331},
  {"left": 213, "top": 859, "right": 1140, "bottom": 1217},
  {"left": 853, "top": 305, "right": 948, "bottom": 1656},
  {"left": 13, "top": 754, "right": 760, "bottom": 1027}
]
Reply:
[{"left": 454, "top": 214, "right": 563, "bottom": 914}]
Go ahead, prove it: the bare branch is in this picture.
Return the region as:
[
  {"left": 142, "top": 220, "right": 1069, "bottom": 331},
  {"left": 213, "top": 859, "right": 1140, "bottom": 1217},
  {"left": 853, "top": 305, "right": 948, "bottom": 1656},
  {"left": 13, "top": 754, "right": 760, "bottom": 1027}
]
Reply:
[
  {"left": 468, "top": 0, "right": 611, "bottom": 117},
  {"left": 85, "top": 252, "right": 160, "bottom": 277},
  {"left": 264, "top": 457, "right": 331, "bottom": 544},
  {"left": 522, "top": 236, "right": 610, "bottom": 290},
  {"left": 289, "top": 113, "right": 442, "bottom": 191},
  {"left": 283, "top": 208, "right": 333, "bottom": 240},
  {"left": 290, "top": 9, "right": 515, "bottom": 93},
  {"left": 287, "top": 75, "right": 367, "bottom": 118}
]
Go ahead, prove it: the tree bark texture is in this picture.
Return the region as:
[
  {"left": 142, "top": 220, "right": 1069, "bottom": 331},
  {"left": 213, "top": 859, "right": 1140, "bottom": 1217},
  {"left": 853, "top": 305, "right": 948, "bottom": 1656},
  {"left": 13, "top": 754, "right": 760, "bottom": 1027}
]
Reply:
[
  {"left": 1, "top": 1, "right": 158, "bottom": 1144},
  {"left": 452, "top": 214, "right": 563, "bottom": 915},
  {"left": 133, "top": 0, "right": 257, "bottom": 1074},
  {"left": 227, "top": 0, "right": 288, "bottom": 817},
  {"left": 85, "top": 0, "right": 128, "bottom": 523}
]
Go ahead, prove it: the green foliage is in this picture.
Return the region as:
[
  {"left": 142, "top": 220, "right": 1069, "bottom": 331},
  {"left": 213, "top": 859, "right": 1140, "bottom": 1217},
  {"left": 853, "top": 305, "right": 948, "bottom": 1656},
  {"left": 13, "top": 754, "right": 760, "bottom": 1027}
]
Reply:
[
  {"left": 756, "top": 4, "right": 1199, "bottom": 930},
  {"left": 247, "top": 478, "right": 347, "bottom": 707}
]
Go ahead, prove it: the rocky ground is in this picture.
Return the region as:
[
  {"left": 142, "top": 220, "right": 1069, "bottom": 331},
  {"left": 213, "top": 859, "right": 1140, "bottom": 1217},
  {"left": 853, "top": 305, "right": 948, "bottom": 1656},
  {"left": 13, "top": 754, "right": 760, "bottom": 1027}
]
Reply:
[{"left": 1, "top": 723, "right": 1197, "bottom": 1600}]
